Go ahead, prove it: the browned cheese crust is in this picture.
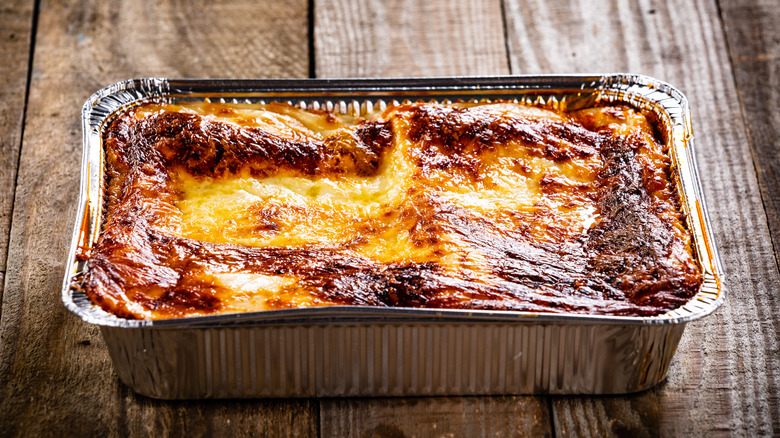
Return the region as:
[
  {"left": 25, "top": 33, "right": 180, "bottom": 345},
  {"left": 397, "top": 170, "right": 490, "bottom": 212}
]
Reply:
[{"left": 79, "top": 101, "right": 703, "bottom": 319}]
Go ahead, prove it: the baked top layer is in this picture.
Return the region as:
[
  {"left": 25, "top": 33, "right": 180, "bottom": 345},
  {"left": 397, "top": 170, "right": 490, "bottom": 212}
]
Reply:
[{"left": 80, "top": 100, "right": 702, "bottom": 320}]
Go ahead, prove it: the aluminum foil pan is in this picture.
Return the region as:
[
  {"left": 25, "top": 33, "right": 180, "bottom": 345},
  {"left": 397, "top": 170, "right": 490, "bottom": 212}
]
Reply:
[{"left": 64, "top": 75, "right": 723, "bottom": 398}]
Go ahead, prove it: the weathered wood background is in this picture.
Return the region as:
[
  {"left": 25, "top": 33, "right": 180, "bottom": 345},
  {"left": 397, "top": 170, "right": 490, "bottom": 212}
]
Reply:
[{"left": 0, "top": 0, "right": 777, "bottom": 436}]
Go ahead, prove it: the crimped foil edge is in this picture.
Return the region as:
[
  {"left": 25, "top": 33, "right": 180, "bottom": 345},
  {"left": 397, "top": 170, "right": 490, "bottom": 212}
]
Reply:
[{"left": 64, "top": 75, "right": 724, "bottom": 329}]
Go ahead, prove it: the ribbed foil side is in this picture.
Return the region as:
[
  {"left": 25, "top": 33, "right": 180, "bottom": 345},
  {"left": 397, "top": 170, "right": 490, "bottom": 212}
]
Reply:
[{"left": 101, "top": 322, "right": 685, "bottom": 399}]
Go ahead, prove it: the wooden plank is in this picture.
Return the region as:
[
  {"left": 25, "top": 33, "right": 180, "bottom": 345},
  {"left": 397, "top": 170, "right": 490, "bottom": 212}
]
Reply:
[
  {"left": 314, "top": 0, "right": 510, "bottom": 77},
  {"left": 720, "top": 0, "right": 780, "bottom": 311},
  {"left": 313, "top": 1, "right": 551, "bottom": 436},
  {"left": 0, "top": 0, "right": 34, "bottom": 306},
  {"left": 504, "top": 0, "right": 780, "bottom": 435},
  {"left": 320, "top": 397, "right": 551, "bottom": 438},
  {"left": 718, "top": 1, "right": 780, "bottom": 432},
  {"left": 0, "top": 1, "right": 314, "bottom": 436}
]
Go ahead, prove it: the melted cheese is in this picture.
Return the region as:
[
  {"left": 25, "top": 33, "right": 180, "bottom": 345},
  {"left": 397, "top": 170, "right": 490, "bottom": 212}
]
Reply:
[
  {"left": 155, "top": 102, "right": 603, "bottom": 314},
  {"left": 169, "top": 104, "right": 601, "bottom": 264},
  {"left": 85, "top": 99, "right": 701, "bottom": 319}
]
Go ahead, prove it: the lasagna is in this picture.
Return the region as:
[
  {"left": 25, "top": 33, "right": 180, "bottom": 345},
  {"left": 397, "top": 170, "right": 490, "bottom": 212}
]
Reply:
[{"left": 79, "top": 99, "right": 702, "bottom": 319}]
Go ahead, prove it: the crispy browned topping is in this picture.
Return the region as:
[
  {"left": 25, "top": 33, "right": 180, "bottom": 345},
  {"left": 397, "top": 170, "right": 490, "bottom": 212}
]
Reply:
[{"left": 81, "top": 101, "right": 702, "bottom": 319}]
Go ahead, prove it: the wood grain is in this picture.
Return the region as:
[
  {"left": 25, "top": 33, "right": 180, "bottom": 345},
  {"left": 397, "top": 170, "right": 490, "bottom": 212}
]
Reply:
[
  {"left": 718, "top": 1, "right": 780, "bottom": 432},
  {"left": 720, "top": 0, "right": 780, "bottom": 301},
  {"left": 505, "top": 0, "right": 780, "bottom": 435},
  {"left": 0, "top": 0, "right": 313, "bottom": 436},
  {"left": 0, "top": 0, "right": 34, "bottom": 308},
  {"left": 320, "top": 397, "right": 551, "bottom": 438},
  {"left": 314, "top": 0, "right": 510, "bottom": 77}
]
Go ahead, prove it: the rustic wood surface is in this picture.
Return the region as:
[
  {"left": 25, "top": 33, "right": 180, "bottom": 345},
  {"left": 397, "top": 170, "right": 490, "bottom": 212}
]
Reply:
[
  {"left": 0, "top": 0, "right": 33, "bottom": 308},
  {"left": 718, "top": 0, "right": 780, "bottom": 434},
  {"left": 315, "top": 0, "right": 510, "bottom": 77},
  {"left": 0, "top": 0, "right": 778, "bottom": 436},
  {"left": 720, "top": 0, "right": 780, "bottom": 271}
]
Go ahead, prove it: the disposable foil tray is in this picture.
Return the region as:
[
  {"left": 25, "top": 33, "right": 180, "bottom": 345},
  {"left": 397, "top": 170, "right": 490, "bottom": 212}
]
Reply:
[{"left": 63, "top": 75, "right": 724, "bottom": 398}]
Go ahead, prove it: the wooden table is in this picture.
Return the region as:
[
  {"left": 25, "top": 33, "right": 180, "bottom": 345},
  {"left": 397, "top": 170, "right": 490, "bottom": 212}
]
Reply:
[{"left": 1, "top": 0, "right": 778, "bottom": 436}]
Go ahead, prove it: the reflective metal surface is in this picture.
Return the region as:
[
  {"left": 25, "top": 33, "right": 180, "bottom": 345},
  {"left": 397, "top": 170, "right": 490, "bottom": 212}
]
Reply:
[
  {"left": 64, "top": 75, "right": 724, "bottom": 398},
  {"left": 102, "top": 322, "right": 686, "bottom": 398}
]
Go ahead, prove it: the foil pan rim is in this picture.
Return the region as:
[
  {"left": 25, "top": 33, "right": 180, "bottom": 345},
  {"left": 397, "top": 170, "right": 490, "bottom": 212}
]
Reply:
[{"left": 64, "top": 74, "right": 725, "bottom": 329}]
